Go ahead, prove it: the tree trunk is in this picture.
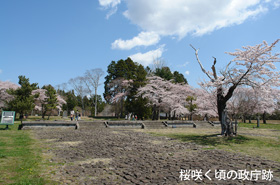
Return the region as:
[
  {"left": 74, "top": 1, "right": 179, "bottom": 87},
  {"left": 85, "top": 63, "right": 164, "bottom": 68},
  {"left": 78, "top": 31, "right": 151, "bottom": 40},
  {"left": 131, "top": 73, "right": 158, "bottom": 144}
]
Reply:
[
  {"left": 120, "top": 99, "right": 123, "bottom": 118},
  {"left": 263, "top": 111, "right": 266, "bottom": 124},
  {"left": 172, "top": 111, "right": 176, "bottom": 120},
  {"left": 20, "top": 113, "right": 23, "bottom": 124},
  {"left": 168, "top": 109, "right": 171, "bottom": 120},
  {"left": 243, "top": 115, "right": 246, "bottom": 123},
  {"left": 157, "top": 108, "right": 161, "bottom": 120},
  {"left": 217, "top": 91, "right": 234, "bottom": 136},
  {"left": 217, "top": 92, "right": 227, "bottom": 135},
  {"left": 94, "top": 88, "right": 97, "bottom": 117},
  {"left": 152, "top": 104, "right": 156, "bottom": 120},
  {"left": 257, "top": 115, "right": 260, "bottom": 128}
]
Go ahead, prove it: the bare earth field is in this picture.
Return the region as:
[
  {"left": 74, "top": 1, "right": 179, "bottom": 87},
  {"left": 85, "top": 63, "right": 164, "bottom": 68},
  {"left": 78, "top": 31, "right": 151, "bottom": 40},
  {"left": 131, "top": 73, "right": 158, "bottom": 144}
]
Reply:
[{"left": 33, "top": 122, "right": 280, "bottom": 184}]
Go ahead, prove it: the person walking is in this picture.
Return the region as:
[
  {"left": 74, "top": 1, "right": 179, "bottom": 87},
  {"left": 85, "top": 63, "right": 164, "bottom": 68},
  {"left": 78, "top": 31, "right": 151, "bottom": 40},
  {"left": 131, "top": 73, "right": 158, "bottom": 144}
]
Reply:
[
  {"left": 70, "top": 110, "right": 75, "bottom": 121},
  {"left": 75, "top": 111, "right": 79, "bottom": 121}
]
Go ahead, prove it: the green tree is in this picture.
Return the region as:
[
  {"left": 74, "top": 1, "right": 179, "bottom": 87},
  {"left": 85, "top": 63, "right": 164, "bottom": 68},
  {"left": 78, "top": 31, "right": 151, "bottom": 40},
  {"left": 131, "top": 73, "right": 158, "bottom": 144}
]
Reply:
[
  {"left": 154, "top": 67, "right": 188, "bottom": 84},
  {"left": 125, "top": 63, "right": 151, "bottom": 119},
  {"left": 6, "top": 76, "right": 38, "bottom": 122},
  {"left": 89, "top": 95, "right": 105, "bottom": 116},
  {"left": 104, "top": 58, "right": 151, "bottom": 118},
  {"left": 186, "top": 96, "right": 197, "bottom": 120},
  {"left": 154, "top": 67, "right": 173, "bottom": 81},
  {"left": 63, "top": 90, "right": 78, "bottom": 113},
  {"left": 42, "top": 85, "right": 58, "bottom": 120},
  {"left": 173, "top": 71, "right": 188, "bottom": 84}
]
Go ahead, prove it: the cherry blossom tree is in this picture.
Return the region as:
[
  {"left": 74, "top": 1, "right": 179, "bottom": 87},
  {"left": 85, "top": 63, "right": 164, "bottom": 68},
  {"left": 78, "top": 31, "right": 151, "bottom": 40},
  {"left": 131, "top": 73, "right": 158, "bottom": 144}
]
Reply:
[
  {"left": 107, "top": 78, "right": 132, "bottom": 117},
  {"left": 227, "top": 87, "right": 256, "bottom": 122},
  {"left": 0, "top": 81, "right": 19, "bottom": 109},
  {"left": 32, "top": 87, "right": 66, "bottom": 119},
  {"left": 5, "top": 76, "right": 38, "bottom": 122},
  {"left": 251, "top": 87, "right": 279, "bottom": 124},
  {"left": 191, "top": 40, "right": 280, "bottom": 136},
  {"left": 137, "top": 76, "right": 193, "bottom": 120},
  {"left": 194, "top": 88, "right": 218, "bottom": 119},
  {"left": 112, "top": 76, "right": 221, "bottom": 120}
]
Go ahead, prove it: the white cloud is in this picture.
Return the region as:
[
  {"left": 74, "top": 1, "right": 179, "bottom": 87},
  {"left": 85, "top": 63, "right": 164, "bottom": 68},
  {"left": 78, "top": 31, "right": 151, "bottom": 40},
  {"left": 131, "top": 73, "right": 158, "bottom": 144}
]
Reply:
[
  {"left": 99, "top": 0, "right": 121, "bottom": 19},
  {"left": 177, "top": 62, "right": 189, "bottom": 68},
  {"left": 99, "top": 0, "right": 121, "bottom": 8},
  {"left": 121, "top": 0, "right": 273, "bottom": 38},
  {"left": 273, "top": 0, "right": 280, "bottom": 8},
  {"left": 185, "top": 71, "right": 190, "bottom": 75},
  {"left": 129, "top": 45, "right": 165, "bottom": 66},
  {"left": 112, "top": 31, "right": 160, "bottom": 50}
]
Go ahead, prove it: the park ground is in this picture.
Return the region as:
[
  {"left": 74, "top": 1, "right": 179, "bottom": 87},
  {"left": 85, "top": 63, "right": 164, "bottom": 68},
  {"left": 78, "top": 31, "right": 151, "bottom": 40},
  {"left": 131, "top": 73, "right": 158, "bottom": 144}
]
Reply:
[{"left": 0, "top": 117, "right": 280, "bottom": 184}]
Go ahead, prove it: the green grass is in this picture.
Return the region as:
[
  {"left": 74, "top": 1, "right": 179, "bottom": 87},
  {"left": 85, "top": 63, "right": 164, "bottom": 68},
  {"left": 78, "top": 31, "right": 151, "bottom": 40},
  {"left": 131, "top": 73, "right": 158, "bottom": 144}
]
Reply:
[
  {"left": 0, "top": 122, "right": 54, "bottom": 184},
  {"left": 238, "top": 122, "right": 280, "bottom": 130},
  {"left": 162, "top": 133, "right": 251, "bottom": 146},
  {"left": 149, "top": 127, "right": 280, "bottom": 162}
]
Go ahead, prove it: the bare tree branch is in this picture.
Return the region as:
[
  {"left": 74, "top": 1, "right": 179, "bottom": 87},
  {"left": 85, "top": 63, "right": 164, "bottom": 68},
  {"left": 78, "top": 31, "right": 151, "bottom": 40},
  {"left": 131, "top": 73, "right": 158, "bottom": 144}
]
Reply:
[
  {"left": 190, "top": 44, "right": 214, "bottom": 82},
  {"left": 211, "top": 57, "right": 218, "bottom": 80}
]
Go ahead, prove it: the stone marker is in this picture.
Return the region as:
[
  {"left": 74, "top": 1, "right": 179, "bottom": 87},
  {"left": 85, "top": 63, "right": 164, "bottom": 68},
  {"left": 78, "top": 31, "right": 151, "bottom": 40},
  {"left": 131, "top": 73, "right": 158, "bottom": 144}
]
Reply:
[{"left": 63, "top": 111, "right": 68, "bottom": 118}]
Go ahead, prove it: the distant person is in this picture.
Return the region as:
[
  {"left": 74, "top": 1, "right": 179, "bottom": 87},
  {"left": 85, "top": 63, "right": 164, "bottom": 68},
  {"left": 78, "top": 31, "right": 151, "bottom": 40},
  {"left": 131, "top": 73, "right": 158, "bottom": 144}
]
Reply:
[
  {"left": 135, "top": 115, "right": 137, "bottom": 120},
  {"left": 75, "top": 111, "right": 79, "bottom": 121},
  {"left": 70, "top": 114, "right": 73, "bottom": 121},
  {"left": 70, "top": 110, "right": 75, "bottom": 121}
]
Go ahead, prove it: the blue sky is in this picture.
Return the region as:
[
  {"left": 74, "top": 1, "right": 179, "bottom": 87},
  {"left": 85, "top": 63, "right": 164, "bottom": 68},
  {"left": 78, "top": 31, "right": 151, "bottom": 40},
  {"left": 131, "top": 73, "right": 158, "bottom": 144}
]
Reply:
[{"left": 0, "top": 0, "right": 279, "bottom": 96}]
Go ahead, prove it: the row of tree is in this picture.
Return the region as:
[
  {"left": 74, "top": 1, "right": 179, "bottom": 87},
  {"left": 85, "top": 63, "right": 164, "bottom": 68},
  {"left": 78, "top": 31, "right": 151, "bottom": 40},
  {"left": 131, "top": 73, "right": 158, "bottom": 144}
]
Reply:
[
  {"left": 0, "top": 73, "right": 106, "bottom": 119},
  {"left": 103, "top": 58, "right": 190, "bottom": 119},
  {"left": 104, "top": 40, "right": 280, "bottom": 136},
  {"left": 0, "top": 76, "right": 65, "bottom": 121},
  {"left": 57, "top": 68, "right": 105, "bottom": 117},
  {"left": 1, "top": 40, "right": 279, "bottom": 137}
]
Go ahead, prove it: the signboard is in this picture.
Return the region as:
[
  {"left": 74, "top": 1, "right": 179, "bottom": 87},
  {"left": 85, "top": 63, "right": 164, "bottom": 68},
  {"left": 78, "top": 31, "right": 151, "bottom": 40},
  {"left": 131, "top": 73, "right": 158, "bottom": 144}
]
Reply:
[{"left": 0, "top": 111, "right": 15, "bottom": 125}]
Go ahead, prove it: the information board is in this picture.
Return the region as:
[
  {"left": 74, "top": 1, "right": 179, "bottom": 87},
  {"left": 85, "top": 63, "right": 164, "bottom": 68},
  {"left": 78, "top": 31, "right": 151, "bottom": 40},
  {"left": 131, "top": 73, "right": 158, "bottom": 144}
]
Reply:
[{"left": 0, "top": 111, "right": 15, "bottom": 125}]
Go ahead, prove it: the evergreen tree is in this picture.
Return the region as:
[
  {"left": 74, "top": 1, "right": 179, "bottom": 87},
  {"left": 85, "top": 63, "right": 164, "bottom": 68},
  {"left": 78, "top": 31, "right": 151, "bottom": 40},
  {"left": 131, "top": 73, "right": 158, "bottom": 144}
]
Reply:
[
  {"left": 104, "top": 58, "right": 151, "bottom": 118},
  {"left": 6, "top": 76, "right": 38, "bottom": 122},
  {"left": 63, "top": 90, "right": 78, "bottom": 112},
  {"left": 154, "top": 67, "right": 188, "bottom": 84},
  {"left": 173, "top": 71, "right": 188, "bottom": 84},
  {"left": 154, "top": 67, "right": 173, "bottom": 81},
  {"left": 89, "top": 95, "right": 105, "bottom": 116},
  {"left": 186, "top": 96, "right": 197, "bottom": 120},
  {"left": 125, "top": 63, "right": 151, "bottom": 119},
  {"left": 42, "top": 85, "right": 58, "bottom": 120}
]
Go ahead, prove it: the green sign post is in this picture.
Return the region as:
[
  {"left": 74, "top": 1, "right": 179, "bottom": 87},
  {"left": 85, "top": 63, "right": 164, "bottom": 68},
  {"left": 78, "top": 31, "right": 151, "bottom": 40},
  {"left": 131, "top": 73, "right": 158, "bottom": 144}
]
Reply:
[{"left": 0, "top": 111, "right": 16, "bottom": 129}]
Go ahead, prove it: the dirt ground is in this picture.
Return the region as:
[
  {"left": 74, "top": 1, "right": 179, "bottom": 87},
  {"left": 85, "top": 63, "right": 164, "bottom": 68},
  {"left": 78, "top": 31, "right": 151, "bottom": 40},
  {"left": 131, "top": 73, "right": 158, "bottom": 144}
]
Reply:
[{"left": 33, "top": 122, "right": 280, "bottom": 185}]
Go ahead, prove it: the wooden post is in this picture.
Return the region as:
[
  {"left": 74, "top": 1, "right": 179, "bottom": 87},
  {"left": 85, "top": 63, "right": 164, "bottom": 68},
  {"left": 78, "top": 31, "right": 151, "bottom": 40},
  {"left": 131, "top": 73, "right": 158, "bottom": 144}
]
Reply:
[{"left": 234, "top": 118, "right": 238, "bottom": 135}]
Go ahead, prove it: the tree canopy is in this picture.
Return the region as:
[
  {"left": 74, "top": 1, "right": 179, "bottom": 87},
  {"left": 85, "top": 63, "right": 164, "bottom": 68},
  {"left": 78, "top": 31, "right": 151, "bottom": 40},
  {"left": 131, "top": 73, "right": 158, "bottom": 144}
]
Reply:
[
  {"left": 104, "top": 58, "right": 150, "bottom": 118},
  {"left": 192, "top": 39, "right": 280, "bottom": 135},
  {"left": 6, "top": 76, "right": 38, "bottom": 120},
  {"left": 154, "top": 66, "right": 188, "bottom": 84}
]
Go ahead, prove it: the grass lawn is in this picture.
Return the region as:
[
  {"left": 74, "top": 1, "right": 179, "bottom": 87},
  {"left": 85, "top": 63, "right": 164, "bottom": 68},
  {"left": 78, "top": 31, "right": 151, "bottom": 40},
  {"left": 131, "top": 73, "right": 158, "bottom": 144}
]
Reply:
[
  {"left": 1, "top": 118, "right": 279, "bottom": 184},
  {"left": 144, "top": 123, "right": 280, "bottom": 162},
  {"left": 238, "top": 121, "right": 280, "bottom": 130},
  {"left": 0, "top": 122, "right": 55, "bottom": 185}
]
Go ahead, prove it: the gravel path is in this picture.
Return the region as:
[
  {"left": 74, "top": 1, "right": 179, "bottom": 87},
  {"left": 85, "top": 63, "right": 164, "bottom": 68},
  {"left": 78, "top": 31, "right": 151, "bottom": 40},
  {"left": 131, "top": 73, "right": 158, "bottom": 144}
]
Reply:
[{"left": 33, "top": 122, "right": 280, "bottom": 184}]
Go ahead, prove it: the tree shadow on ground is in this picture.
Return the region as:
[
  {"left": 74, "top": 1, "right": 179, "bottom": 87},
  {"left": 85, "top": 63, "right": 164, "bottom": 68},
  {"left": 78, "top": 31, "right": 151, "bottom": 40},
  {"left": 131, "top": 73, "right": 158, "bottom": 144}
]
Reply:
[{"left": 169, "top": 134, "right": 252, "bottom": 146}]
